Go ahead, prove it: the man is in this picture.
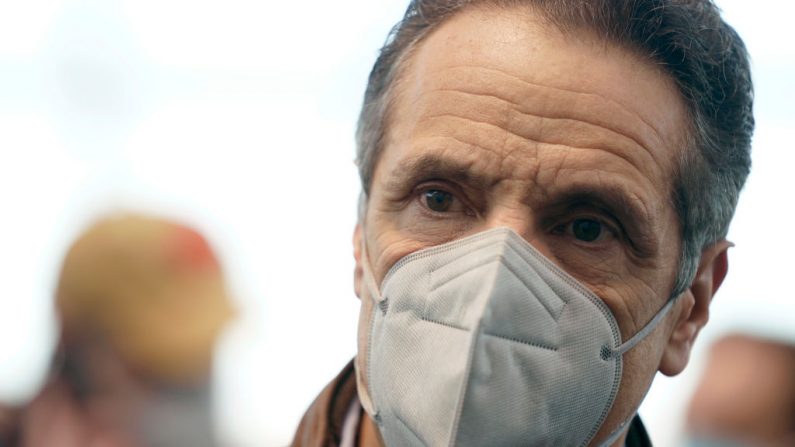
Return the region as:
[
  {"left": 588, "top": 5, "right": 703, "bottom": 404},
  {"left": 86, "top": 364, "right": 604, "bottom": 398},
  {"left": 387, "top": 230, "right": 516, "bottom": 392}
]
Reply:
[{"left": 294, "top": 0, "right": 753, "bottom": 445}]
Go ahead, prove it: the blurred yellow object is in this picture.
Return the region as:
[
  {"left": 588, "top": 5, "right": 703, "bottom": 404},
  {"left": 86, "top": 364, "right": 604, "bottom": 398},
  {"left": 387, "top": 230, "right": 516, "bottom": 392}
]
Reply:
[{"left": 56, "top": 214, "right": 235, "bottom": 385}]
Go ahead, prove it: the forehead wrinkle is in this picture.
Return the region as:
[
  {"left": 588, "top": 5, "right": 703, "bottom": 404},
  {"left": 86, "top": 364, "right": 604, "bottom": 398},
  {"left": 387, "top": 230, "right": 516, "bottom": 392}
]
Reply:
[
  {"left": 421, "top": 64, "right": 675, "bottom": 172},
  {"left": 435, "top": 134, "right": 530, "bottom": 168},
  {"left": 424, "top": 87, "right": 654, "bottom": 169},
  {"left": 381, "top": 149, "right": 497, "bottom": 193},
  {"left": 409, "top": 120, "right": 544, "bottom": 188},
  {"left": 425, "top": 113, "right": 652, "bottom": 186}
]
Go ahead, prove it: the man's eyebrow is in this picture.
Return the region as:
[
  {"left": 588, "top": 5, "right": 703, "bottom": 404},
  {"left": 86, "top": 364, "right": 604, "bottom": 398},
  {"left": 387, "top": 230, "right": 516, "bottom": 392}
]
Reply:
[
  {"left": 548, "top": 187, "right": 658, "bottom": 253},
  {"left": 382, "top": 153, "right": 493, "bottom": 191},
  {"left": 552, "top": 188, "right": 645, "bottom": 218}
]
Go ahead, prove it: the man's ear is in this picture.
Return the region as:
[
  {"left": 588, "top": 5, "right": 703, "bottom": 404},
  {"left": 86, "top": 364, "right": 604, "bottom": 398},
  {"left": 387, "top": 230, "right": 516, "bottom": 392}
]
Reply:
[
  {"left": 353, "top": 223, "right": 363, "bottom": 300},
  {"left": 659, "top": 239, "right": 732, "bottom": 376}
]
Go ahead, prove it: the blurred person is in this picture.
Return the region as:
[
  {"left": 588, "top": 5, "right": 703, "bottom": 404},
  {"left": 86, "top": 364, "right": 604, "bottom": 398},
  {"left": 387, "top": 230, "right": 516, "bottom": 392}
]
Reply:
[
  {"left": 14, "top": 214, "right": 235, "bottom": 447},
  {"left": 292, "top": 0, "right": 754, "bottom": 446},
  {"left": 685, "top": 334, "right": 795, "bottom": 446},
  {"left": 0, "top": 404, "right": 21, "bottom": 447}
]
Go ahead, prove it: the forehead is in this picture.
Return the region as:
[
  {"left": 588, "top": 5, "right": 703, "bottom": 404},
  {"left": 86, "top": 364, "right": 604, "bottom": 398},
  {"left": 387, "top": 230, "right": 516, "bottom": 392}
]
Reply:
[{"left": 379, "top": 6, "right": 688, "bottom": 194}]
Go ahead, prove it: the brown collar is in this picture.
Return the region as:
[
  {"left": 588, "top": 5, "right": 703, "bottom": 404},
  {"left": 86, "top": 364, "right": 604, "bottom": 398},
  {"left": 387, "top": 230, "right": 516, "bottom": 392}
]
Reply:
[
  {"left": 291, "top": 360, "right": 358, "bottom": 447},
  {"left": 292, "top": 359, "right": 651, "bottom": 447}
]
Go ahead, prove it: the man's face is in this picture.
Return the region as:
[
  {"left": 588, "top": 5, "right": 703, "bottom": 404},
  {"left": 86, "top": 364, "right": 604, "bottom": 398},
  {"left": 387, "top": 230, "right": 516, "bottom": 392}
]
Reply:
[{"left": 356, "top": 6, "right": 691, "bottom": 444}]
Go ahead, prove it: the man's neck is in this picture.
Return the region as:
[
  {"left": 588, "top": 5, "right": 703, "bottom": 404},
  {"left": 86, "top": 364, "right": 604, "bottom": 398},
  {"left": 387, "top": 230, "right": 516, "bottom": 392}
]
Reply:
[{"left": 357, "top": 413, "right": 384, "bottom": 447}]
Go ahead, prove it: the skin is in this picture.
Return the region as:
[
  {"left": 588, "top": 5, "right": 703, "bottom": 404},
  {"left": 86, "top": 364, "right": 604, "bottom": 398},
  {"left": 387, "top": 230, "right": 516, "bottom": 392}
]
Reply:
[{"left": 352, "top": 6, "right": 731, "bottom": 446}]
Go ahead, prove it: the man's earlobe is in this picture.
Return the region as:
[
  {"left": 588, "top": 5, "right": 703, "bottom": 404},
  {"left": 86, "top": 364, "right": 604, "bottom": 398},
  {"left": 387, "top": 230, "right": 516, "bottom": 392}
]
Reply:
[
  {"left": 353, "top": 224, "right": 363, "bottom": 300},
  {"left": 659, "top": 240, "right": 732, "bottom": 376}
]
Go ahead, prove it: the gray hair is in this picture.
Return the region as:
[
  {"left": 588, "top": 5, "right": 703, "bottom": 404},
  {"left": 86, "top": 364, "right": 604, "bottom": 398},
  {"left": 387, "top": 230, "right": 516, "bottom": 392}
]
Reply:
[{"left": 355, "top": 0, "right": 754, "bottom": 297}]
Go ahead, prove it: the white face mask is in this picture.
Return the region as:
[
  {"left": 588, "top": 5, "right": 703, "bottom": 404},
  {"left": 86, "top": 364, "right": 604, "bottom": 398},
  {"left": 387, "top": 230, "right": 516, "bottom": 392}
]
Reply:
[{"left": 356, "top": 227, "right": 675, "bottom": 447}]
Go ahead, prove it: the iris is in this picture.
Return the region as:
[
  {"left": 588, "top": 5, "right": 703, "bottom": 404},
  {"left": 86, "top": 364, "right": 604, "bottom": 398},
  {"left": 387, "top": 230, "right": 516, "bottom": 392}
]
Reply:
[
  {"left": 572, "top": 218, "right": 603, "bottom": 242},
  {"left": 425, "top": 190, "right": 453, "bottom": 212}
]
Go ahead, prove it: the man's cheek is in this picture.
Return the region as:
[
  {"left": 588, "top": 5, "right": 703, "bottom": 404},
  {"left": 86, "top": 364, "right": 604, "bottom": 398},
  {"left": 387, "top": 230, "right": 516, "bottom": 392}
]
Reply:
[{"left": 371, "top": 233, "right": 430, "bottom": 279}]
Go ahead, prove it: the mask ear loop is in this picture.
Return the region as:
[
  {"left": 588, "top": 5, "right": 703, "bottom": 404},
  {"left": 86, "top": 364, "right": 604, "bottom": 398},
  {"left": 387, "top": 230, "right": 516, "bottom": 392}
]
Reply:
[
  {"left": 355, "top": 233, "right": 383, "bottom": 419},
  {"left": 595, "top": 414, "right": 635, "bottom": 447},
  {"left": 595, "top": 296, "right": 678, "bottom": 446},
  {"left": 603, "top": 296, "right": 678, "bottom": 360},
  {"left": 359, "top": 236, "right": 389, "bottom": 308}
]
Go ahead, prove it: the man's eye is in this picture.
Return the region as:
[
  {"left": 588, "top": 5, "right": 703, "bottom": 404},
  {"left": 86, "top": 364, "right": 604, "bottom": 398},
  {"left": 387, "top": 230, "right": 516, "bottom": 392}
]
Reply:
[
  {"left": 550, "top": 216, "right": 619, "bottom": 246},
  {"left": 424, "top": 189, "right": 455, "bottom": 212},
  {"left": 571, "top": 218, "right": 607, "bottom": 242}
]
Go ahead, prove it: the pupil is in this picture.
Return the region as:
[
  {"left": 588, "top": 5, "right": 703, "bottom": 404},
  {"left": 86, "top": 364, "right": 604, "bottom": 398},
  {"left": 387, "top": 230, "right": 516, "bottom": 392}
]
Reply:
[
  {"left": 572, "top": 219, "right": 602, "bottom": 242},
  {"left": 425, "top": 190, "right": 452, "bottom": 212}
]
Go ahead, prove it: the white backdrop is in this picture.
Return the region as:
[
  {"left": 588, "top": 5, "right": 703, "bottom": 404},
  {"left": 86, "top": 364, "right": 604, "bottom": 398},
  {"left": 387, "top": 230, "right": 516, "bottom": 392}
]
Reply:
[{"left": 0, "top": 1, "right": 791, "bottom": 445}]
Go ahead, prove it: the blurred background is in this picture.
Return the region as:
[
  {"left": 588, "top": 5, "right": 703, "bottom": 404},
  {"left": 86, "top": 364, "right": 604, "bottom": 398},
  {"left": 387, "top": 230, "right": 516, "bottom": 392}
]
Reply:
[{"left": 0, "top": 0, "right": 792, "bottom": 445}]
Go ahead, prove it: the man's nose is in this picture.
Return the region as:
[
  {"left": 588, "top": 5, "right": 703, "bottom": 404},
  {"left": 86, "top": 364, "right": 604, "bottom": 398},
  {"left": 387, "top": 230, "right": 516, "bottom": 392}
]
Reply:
[
  {"left": 483, "top": 204, "right": 538, "bottom": 241},
  {"left": 481, "top": 204, "right": 558, "bottom": 264}
]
